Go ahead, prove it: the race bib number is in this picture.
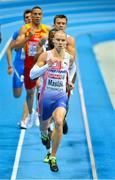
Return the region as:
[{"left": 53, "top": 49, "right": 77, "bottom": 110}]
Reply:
[{"left": 46, "top": 70, "right": 67, "bottom": 91}]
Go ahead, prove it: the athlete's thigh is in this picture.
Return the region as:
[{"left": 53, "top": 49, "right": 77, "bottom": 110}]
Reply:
[
  {"left": 39, "top": 95, "right": 53, "bottom": 121},
  {"left": 13, "top": 72, "right": 23, "bottom": 89},
  {"left": 53, "top": 107, "right": 66, "bottom": 125},
  {"left": 52, "top": 95, "right": 68, "bottom": 124}
]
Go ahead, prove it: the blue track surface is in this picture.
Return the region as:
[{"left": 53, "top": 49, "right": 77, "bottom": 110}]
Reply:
[
  {"left": 0, "top": 0, "right": 115, "bottom": 179},
  {"left": 77, "top": 33, "right": 115, "bottom": 179}
]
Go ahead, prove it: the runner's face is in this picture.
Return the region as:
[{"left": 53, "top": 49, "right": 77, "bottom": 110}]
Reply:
[
  {"left": 24, "top": 13, "right": 32, "bottom": 23},
  {"left": 48, "top": 31, "right": 55, "bottom": 43},
  {"left": 54, "top": 32, "right": 67, "bottom": 50},
  {"left": 32, "top": 8, "right": 42, "bottom": 25},
  {"left": 55, "top": 18, "right": 67, "bottom": 31},
  {"left": 48, "top": 31, "right": 56, "bottom": 49}
]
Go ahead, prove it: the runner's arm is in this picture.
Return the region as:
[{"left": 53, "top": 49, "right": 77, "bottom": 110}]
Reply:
[
  {"left": 66, "top": 36, "right": 76, "bottom": 58},
  {"left": 12, "top": 26, "right": 34, "bottom": 49},
  {"left": 30, "top": 52, "right": 56, "bottom": 80},
  {"left": 6, "top": 40, "right": 14, "bottom": 74},
  {"left": 30, "top": 52, "right": 48, "bottom": 79},
  {"left": 69, "top": 55, "right": 77, "bottom": 82}
]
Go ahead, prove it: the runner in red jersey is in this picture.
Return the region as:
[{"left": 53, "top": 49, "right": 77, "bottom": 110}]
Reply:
[
  {"left": 24, "top": 23, "right": 49, "bottom": 89},
  {"left": 13, "top": 6, "right": 51, "bottom": 128}
]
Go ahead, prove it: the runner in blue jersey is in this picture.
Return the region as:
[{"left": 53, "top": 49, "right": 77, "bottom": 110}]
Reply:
[
  {"left": 7, "top": 9, "right": 32, "bottom": 129},
  {"left": 11, "top": 31, "right": 25, "bottom": 91}
]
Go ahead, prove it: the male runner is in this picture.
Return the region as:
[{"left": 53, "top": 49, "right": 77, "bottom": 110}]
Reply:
[
  {"left": 13, "top": 6, "right": 51, "bottom": 128},
  {"left": 30, "top": 30, "right": 76, "bottom": 172},
  {"left": 7, "top": 9, "right": 32, "bottom": 129},
  {"left": 54, "top": 15, "right": 77, "bottom": 134}
]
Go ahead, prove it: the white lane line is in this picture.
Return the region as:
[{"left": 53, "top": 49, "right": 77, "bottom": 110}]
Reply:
[
  {"left": 77, "top": 63, "right": 98, "bottom": 179},
  {"left": 0, "top": 36, "right": 12, "bottom": 61},
  {"left": 10, "top": 129, "right": 26, "bottom": 180}
]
